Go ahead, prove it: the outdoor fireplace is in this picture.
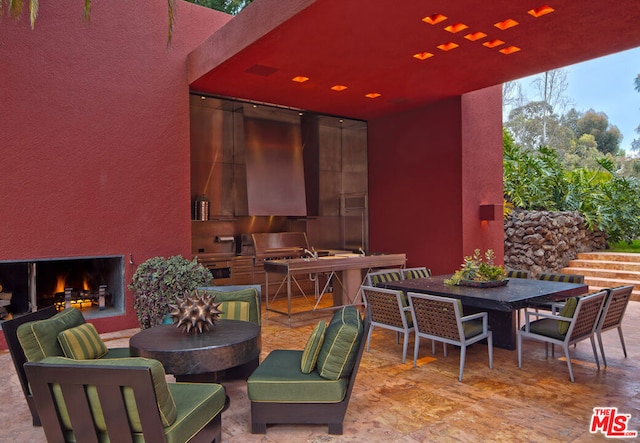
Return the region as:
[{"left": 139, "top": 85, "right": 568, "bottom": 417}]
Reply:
[{"left": 0, "top": 255, "right": 124, "bottom": 320}]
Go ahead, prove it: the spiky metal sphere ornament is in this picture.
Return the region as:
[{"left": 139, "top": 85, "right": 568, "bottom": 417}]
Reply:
[{"left": 169, "top": 290, "right": 223, "bottom": 334}]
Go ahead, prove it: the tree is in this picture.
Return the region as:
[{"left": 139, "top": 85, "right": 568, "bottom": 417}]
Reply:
[
  {"left": 575, "top": 109, "right": 622, "bottom": 155},
  {"left": 632, "top": 74, "right": 640, "bottom": 152},
  {"left": 530, "top": 69, "right": 571, "bottom": 145}
]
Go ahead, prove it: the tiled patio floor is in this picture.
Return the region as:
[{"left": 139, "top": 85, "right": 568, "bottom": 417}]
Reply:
[{"left": 2, "top": 300, "right": 639, "bottom": 442}]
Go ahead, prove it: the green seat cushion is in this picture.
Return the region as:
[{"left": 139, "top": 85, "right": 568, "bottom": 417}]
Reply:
[
  {"left": 18, "top": 308, "right": 86, "bottom": 361},
  {"left": 462, "top": 319, "right": 484, "bottom": 339},
  {"left": 316, "top": 306, "right": 363, "bottom": 380},
  {"left": 527, "top": 318, "right": 566, "bottom": 340},
  {"left": 41, "top": 356, "right": 178, "bottom": 431},
  {"left": 247, "top": 350, "right": 348, "bottom": 403},
  {"left": 163, "top": 382, "right": 225, "bottom": 443},
  {"left": 218, "top": 300, "right": 251, "bottom": 322},
  {"left": 201, "top": 288, "right": 261, "bottom": 325},
  {"left": 58, "top": 323, "right": 108, "bottom": 360},
  {"left": 558, "top": 297, "right": 578, "bottom": 334},
  {"left": 300, "top": 320, "right": 326, "bottom": 374},
  {"left": 102, "top": 347, "right": 132, "bottom": 358}
]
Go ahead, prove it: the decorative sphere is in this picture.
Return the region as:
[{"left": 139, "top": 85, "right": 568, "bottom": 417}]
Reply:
[{"left": 169, "top": 290, "right": 223, "bottom": 334}]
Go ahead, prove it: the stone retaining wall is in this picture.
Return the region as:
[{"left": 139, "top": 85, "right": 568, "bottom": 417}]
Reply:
[{"left": 504, "top": 209, "right": 607, "bottom": 278}]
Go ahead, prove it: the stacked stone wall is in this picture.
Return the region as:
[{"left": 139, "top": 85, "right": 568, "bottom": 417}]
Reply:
[{"left": 504, "top": 209, "right": 607, "bottom": 278}]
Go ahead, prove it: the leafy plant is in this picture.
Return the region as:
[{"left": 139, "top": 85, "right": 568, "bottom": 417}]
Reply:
[
  {"left": 129, "top": 256, "right": 213, "bottom": 329},
  {"left": 444, "top": 249, "right": 506, "bottom": 286}
]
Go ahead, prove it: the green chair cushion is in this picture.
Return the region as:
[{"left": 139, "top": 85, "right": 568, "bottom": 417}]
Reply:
[
  {"left": 528, "top": 318, "right": 566, "bottom": 340},
  {"left": 17, "top": 308, "right": 86, "bottom": 361},
  {"left": 462, "top": 319, "right": 484, "bottom": 339},
  {"left": 371, "top": 272, "right": 402, "bottom": 286},
  {"left": 58, "top": 323, "right": 108, "bottom": 360},
  {"left": 102, "top": 347, "right": 132, "bottom": 358},
  {"left": 300, "top": 320, "right": 326, "bottom": 374},
  {"left": 40, "top": 356, "right": 178, "bottom": 431},
  {"left": 247, "top": 350, "right": 348, "bottom": 403},
  {"left": 316, "top": 306, "right": 363, "bottom": 380},
  {"left": 218, "top": 300, "right": 251, "bottom": 322},
  {"left": 163, "top": 382, "right": 225, "bottom": 443},
  {"left": 404, "top": 268, "right": 431, "bottom": 279},
  {"left": 558, "top": 297, "right": 578, "bottom": 334},
  {"left": 201, "top": 288, "right": 261, "bottom": 325}
]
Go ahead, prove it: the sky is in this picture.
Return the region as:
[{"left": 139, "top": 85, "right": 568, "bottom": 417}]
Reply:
[{"left": 512, "top": 46, "right": 640, "bottom": 154}]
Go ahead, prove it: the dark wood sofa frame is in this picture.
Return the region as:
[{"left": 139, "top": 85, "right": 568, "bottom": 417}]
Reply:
[
  {"left": 2, "top": 305, "right": 58, "bottom": 426},
  {"left": 250, "top": 316, "right": 371, "bottom": 435},
  {"left": 24, "top": 360, "right": 222, "bottom": 443}
]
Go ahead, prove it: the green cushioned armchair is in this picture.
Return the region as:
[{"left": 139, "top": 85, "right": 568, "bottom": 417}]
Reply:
[
  {"left": 24, "top": 357, "right": 226, "bottom": 443},
  {"left": 247, "top": 306, "right": 370, "bottom": 435}
]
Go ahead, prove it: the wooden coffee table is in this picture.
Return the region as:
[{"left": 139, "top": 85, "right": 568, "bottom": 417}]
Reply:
[{"left": 129, "top": 319, "right": 261, "bottom": 382}]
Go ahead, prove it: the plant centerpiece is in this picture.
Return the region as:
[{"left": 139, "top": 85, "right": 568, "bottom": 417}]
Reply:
[
  {"left": 444, "top": 249, "right": 507, "bottom": 287},
  {"left": 129, "top": 255, "right": 213, "bottom": 329}
]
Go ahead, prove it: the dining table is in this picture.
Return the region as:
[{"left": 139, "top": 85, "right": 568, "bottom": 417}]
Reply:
[{"left": 381, "top": 274, "right": 588, "bottom": 350}]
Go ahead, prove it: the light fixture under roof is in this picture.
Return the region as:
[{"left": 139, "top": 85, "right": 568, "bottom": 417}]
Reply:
[
  {"left": 528, "top": 5, "right": 555, "bottom": 17},
  {"left": 422, "top": 13, "right": 447, "bottom": 25},
  {"left": 413, "top": 52, "right": 434, "bottom": 60},
  {"left": 292, "top": 76, "right": 309, "bottom": 83},
  {"left": 499, "top": 46, "right": 521, "bottom": 54},
  {"left": 482, "top": 39, "right": 505, "bottom": 48},
  {"left": 494, "top": 19, "right": 519, "bottom": 30},
  {"left": 464, "top": 32, "right": 487, "bottom": 41},
  {"left": 331, "top": 85, "right": 348, "bottom": 91},
  {"left": 444, "top": 23, "right": 468, "bottom": 33},
  {"left": 365, "top": 93, "right": 381, "bottom": 99},
  {"left": 437, "top": 42, "right": 459, "bottom": 51}
]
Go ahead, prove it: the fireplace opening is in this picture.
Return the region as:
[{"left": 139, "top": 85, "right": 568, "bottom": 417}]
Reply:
[{"left": 0, "top": 255, "right": 125, "bottom": 322}]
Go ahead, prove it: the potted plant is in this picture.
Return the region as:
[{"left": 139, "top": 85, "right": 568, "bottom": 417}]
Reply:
[
  {"left": 129, "top": 255, "right": 213, "bottom": 329},
  {"left": 445, "top": 249, "right": 507, "bottom": 287}
]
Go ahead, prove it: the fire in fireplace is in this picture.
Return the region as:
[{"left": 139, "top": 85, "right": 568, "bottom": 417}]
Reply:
[{"left": 0, "top": 256, "right": 124, "bottom": 320}]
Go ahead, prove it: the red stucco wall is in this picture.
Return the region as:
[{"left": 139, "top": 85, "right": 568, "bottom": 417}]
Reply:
[
  {"left": 368, "top": 86, "right": 504, "bottom": 274},
  {"left": 0, "top": 0, "right": 231, "bottom": 346}
]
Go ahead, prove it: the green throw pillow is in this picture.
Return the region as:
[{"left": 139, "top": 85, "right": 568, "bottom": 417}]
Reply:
[
  {"left": 316, "top": 306, "right": 363, "bottom": 380},
  {"left": 201, "top": 288, "right": 260, "bottom": 325},
  {"left": 558, "top": 297, "right": 578, "bottom": 335},
  {"left": 58, "top": 323, "right": 108, "bottom": 360},
  {"left": 40, "top": 356, "right": 178, "bottom": 431},
  {"left": 17, "top": 308, "right": 86, "bottom": 361},
  {"left": 300, "top": 320, "right": 327, "bottom": 374},
  {"left": 219, "top": 300, "right": 251, "bottom": 322}
]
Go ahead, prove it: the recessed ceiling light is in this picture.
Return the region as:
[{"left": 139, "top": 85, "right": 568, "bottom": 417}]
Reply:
[
  {"left": 422, "top": 13, "right": 447, "bottom": 25},
  {"left": 464, "top": 32, "right": 487, "bottom": 41},
  {"left": 499, "top": 46, "right": 521, "bottom": 54},
  {"left": 413, "top": 52, "right": 434, "bottom": 60},
  {"left": 482, "top": 39, "right": 505, "bottom": 48},
  {"left": 292, "top": 76, "right": 309, "bottom": 83},
  {"left": 437, "top": 42, "right": 459, "bottom": 51},
  {"left": 528, "top": 5, "right": 554, "bottom": 17},
  {"left": 365, "top": 93, "right": 381, "bottom": 99},
  {"left": 331, "top": 85, "right": 348, "bottom": 91},
  {"left": 494, "top": 19, "right": 519, "bottom": 30},
  {"left": 200, "top": 96, "right": 206, "bottom": 100},
  {"left": 444, "top": 23, "right": 468, "bottom": 33}
]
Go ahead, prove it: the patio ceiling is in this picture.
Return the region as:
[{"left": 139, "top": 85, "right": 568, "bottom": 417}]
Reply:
[{"left": 188, "top": 0, "right": 640, "bottom": 120}]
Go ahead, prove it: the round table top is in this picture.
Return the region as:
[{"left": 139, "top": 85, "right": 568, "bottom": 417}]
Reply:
[{"left": 129, "top": 319, "right": 261, "bottom": 376}]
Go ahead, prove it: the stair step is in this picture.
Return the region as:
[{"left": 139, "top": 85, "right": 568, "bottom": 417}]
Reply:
[
  {"left": 577, "top": 252, "right": 640, "bottom": 263},
  {"left": 563, "top": 266, "right": 640, "bottom": 281},
  {"left": 569, "top": 259, "right": 640, "bottom": 272}
]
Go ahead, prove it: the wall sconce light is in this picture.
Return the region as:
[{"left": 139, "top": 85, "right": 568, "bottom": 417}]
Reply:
[{"left": 479, "top": 204, "right": 501, "bottom": 221}]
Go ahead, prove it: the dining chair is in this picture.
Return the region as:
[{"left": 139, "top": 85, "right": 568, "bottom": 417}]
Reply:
[
  {"left": 361, "top": 286, "right": 414, "bottom": 363},
  {"left": 365, "top": 269, "right": 403, "bottom": 287},
  {"left": 538, "top": 272, "right": 584, "bottom": 284},
  {"left": 596, "top": 285, "right": 633, "bottom": 366},
  {"left": 517, "top": 289, "right": 607, "bottom": 382},
  {"left": 408, "top": 292, "right": 493, "bottom": 381},
  {"left": 401, "top": 267, "right": 432, "bottom": 280},
  {"left": 506, "top": 269, "right": 530, "bottom": 279}
]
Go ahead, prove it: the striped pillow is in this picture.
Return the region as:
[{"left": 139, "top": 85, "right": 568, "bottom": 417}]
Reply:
[
  {"left": 57, "top": 323, "right": 108, "bottom": 360},
  {"left": 219, "top": 300, "right": 251, "bottom": 322},
  {"left": 300, "top": 320, "right": 326, "bottom": 374}
]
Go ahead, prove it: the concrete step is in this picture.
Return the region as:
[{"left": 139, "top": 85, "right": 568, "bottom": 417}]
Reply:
[
  {"left": 562, "top": 252, "right": 640, "bottom": 302},
  {"left": 577, "top": 252, "right": 640, "bottom": 263}
]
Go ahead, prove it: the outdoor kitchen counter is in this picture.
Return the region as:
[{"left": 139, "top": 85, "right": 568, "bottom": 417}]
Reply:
[{"left": 263, "top": 253, "right": 406, "bottom": 326}]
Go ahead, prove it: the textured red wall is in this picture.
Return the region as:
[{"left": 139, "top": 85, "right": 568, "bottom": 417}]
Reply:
[
  {"left": 0, "top": 0, "right": 231, "bottom": 346},
  {"left": 368, "top": 86, "right": 503, "bottom": 274}
]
